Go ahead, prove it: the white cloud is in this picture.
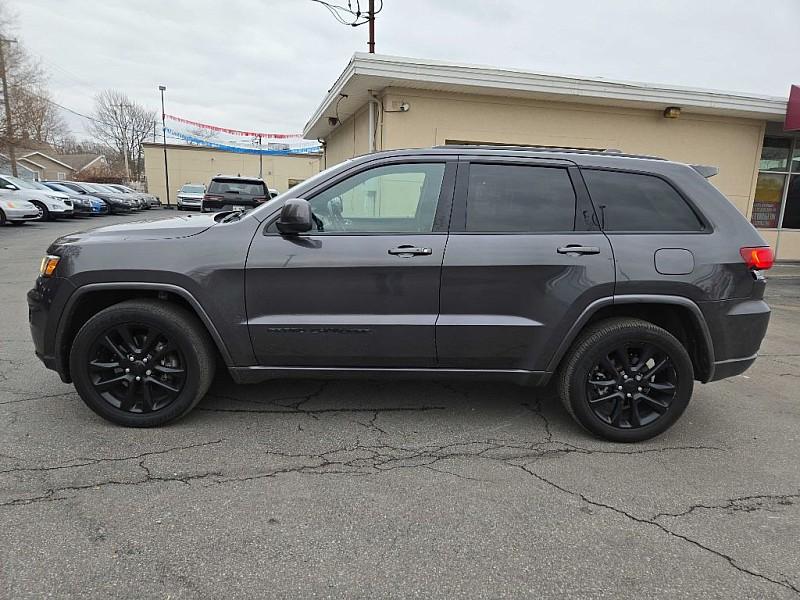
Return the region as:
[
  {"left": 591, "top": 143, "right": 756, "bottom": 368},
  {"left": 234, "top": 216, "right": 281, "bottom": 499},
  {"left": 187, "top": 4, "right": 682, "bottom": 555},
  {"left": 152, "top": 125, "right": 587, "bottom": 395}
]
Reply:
[{"left": 14, "top": 0, "right": 800, "bottom": 140}]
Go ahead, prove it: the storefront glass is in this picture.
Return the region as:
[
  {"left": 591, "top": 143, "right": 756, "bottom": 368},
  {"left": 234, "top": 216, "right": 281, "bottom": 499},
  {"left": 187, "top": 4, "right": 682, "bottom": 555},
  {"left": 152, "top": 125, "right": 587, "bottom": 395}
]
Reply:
[{"left": 751, "top": 135, "right": 800, "bottom": 229}]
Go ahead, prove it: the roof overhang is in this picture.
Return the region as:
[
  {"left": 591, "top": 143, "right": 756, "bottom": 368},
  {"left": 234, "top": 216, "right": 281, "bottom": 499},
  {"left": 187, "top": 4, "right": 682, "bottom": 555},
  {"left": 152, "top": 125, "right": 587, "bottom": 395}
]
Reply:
[{"left": 304, "top": 53, "right": 789, "bottom": 140}]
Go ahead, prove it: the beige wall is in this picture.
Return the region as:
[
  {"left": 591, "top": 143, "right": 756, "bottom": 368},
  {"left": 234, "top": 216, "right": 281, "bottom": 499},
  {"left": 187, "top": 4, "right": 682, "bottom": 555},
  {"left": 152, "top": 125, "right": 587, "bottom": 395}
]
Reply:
[
  {"left": 143, "top": 144, "right": 322, "bottom": 204},
  {"left": 320, "top": 87, "right": 796, "bottom": 257}
]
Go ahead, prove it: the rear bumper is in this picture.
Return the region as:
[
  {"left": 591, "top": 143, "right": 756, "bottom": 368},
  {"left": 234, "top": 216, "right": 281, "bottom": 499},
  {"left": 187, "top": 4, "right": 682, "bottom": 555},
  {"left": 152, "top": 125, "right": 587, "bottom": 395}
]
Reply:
[
  {"left": 700, "top": 298, "right": 770, "bottom": 382},
  {"left": 4, "top": 206, "right": 39, "bottom": 220}
]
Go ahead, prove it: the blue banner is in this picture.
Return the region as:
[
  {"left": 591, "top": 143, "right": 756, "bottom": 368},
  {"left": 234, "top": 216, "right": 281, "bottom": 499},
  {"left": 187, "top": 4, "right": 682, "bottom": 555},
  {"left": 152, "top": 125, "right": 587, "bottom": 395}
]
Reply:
[{"left": 164, "top": 127, "right": 321, "bottom": 155}]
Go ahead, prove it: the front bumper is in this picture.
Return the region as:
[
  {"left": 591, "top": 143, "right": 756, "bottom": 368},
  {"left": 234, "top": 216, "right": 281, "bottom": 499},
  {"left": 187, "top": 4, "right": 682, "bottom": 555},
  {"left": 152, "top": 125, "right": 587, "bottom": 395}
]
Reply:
[{"left": 28, "top": 276, "right": 76, "bottom": 381}]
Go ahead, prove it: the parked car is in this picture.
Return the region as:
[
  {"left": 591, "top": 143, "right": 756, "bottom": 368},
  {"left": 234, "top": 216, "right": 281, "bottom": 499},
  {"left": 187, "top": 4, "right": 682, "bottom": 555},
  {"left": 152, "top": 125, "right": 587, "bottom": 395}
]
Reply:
[
  {"left": 28, "top": 146, "right": 773, "bottom": 441},
  {"left": 0, "top": 175, "right": 72, "bottom": 220},
  {"left": 177, "top": 183, "right": 205, "bottom": 211},
  {"left": 58, "top": 182, "right": 134, "bottom": 214},
  {"left": 95, "top": 183, "right": 146, "bottom": 210},
  {"left": 42, "top": 182, "right": 109, "bottom": 216},
  {"left": 202, "top": 176, "right": 269, "bottom": 211},
  {"left": 0, "top": 197, "right": 39, "bottom": 225},
  {"left": 107, "top": 184, "right": 160, "bottom": 208}
]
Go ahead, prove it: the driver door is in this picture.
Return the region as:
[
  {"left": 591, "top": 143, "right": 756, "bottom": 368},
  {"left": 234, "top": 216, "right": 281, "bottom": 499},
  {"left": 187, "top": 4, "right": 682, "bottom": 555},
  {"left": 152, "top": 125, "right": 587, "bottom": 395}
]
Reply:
[{"left": 245, "top": 159, "right": 455, "bottom": 368}]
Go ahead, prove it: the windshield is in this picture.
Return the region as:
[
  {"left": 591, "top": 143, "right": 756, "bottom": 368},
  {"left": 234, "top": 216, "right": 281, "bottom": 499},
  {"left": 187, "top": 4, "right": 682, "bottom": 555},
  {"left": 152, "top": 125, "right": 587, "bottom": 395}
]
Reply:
[
  {"left": 208, "top": 179, "right": 266, "bottom": 196},
  {"left": 181, "top": 185, "right": 205, "bottom": 194},
  {"left": 5, "top": 175, "right": 39, "bottom": 190}
]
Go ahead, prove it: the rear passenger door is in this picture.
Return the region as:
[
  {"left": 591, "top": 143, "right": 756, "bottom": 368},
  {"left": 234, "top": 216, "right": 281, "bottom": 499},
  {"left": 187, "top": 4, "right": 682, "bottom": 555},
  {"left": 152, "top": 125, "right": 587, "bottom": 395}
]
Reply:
[{"left": 437, "top": 158, "right": 615, "bottom": 372}]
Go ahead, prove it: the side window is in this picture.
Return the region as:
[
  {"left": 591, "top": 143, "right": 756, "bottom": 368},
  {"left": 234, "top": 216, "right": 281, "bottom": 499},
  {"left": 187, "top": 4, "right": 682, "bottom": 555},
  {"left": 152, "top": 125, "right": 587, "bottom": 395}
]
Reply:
[
  {"left": 465, "top": 164, "right": 576, "bottom": 232},
  {"left": 582, "top": 169, "right": 704, "bottom": 232},
  {"left": 307, "top": 163, "right": 446, "bottom": 233}
]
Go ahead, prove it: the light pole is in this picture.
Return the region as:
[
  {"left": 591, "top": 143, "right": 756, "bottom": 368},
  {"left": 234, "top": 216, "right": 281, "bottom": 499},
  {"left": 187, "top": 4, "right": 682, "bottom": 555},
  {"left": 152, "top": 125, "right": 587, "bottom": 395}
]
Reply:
[
  {"left": 159, "top": 85, "right": 171, "bottom": 209},
  {"left": 0, "top": 37, "right": 19, "bottom": 176}
]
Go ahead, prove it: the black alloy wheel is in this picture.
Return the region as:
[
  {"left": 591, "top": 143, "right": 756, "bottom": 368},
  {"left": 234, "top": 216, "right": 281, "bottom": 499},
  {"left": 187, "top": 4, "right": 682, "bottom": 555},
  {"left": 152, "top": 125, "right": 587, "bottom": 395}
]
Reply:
[
  {"left": 87, "top": 323, "right": 187, "bottom": 414},
  {"left": 558, "top": 317, "right": 693, "bottom": 442},
  {"left": 586, "top": 342, "right": 677, "bottom": 429},
  {"left": 70, "top": 300, "right": 215, "bottom": 427}
]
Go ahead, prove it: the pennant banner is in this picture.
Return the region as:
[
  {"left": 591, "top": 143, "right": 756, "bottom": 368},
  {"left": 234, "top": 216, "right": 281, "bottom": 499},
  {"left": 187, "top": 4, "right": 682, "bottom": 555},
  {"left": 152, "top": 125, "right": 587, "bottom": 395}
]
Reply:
[
  {"left": 165, "top": 114, "right": 302, "bottom": 139},
  {"left": 164, "top": 127, "right": 321, "bottom": 155}
]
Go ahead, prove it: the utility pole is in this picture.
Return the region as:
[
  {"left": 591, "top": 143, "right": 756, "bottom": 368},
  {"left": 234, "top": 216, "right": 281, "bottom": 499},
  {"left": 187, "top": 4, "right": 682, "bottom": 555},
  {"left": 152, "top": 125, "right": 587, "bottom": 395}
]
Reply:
[
  {"left": 159, "top": 85, "right": 171, "bottom": 209},
  {"left": 257, "top": 135, "right": 263, "bottom": 178},
  {"left": 0, "top": 37, "right": 18, "bottom": 177},
  {"left": 368, "top": 0, "right": 375, "bottom": 53}
]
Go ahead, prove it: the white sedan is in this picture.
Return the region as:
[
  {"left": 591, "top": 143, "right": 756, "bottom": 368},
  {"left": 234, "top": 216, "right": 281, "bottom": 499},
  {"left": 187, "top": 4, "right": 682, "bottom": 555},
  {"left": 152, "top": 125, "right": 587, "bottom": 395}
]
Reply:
[
  {"left": 0, "top": 198, "right": 39, "bottom": 225},
  {"left": 0, "top": 175, "right": 72, "bottom": 221}
]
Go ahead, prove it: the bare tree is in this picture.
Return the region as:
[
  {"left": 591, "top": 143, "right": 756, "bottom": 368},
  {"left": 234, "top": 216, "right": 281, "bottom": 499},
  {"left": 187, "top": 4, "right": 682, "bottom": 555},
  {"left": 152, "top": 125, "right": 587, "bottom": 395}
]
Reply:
[
  {"left": 89, "top": 90, "right": 156, "bottom": 181},
  {"left": 0, "top": 2, "right": 68, "bottom": 154}
]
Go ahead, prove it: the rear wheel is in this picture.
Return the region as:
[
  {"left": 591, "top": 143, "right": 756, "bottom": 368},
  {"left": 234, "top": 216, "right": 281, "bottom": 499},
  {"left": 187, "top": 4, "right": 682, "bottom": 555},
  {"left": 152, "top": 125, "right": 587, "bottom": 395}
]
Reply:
[
  {"left": 69, "top": 300, "right": 216, "bottom": 427},
  {"left": 558, "top": 317, "right": 693, "bottom": 442},
  {"left": 0, "top": 208, "right": 5, "bottom": 225}
]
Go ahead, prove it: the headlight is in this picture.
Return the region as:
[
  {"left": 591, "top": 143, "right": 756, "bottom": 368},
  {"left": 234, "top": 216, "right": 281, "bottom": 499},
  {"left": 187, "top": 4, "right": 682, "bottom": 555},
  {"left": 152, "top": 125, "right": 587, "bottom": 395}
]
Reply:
[{"left": 39, "top": 255, "right": 60, "bottom": 277}]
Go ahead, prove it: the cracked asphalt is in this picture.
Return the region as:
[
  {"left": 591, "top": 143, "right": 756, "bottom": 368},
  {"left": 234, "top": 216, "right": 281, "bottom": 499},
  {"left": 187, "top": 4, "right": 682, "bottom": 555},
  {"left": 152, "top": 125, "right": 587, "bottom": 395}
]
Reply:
[{"left": 1, "top": 213, "right": 799, "bottom": 599}]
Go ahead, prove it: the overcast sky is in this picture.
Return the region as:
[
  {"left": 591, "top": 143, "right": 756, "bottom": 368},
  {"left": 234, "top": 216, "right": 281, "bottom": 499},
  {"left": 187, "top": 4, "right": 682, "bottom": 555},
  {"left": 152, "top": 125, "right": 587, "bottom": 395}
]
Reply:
[{"left": 13, "top": 0, "right": 800, "bottom": 140}]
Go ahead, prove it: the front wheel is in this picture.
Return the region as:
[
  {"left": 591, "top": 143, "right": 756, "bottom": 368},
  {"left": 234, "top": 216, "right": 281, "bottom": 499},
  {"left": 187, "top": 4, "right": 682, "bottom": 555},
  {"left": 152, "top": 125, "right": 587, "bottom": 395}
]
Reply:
[
  {"left": 69, "top": 300, "right": 216, "bottom": 427},
  {"left": 558, "top": 317, "right": 693, "bottom": 442},
  {"left": 31, "top": 201, "right": 49, "bottom": 221}
]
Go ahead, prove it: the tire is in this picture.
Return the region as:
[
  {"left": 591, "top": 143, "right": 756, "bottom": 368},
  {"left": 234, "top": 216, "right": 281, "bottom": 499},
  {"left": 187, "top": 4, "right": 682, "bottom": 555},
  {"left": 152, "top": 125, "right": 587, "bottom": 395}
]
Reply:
[
  {"left": 558, "top": 317, "right": 693, "bottom": 443},
  {"left": 31, "top": 201, "right": 49, "bottom": 221},
  {"left": 69, "top": 299, "right": 216, "bottom": 427},
  {"left": 0, "top": 208, "right": 5, "bottom": 225}
]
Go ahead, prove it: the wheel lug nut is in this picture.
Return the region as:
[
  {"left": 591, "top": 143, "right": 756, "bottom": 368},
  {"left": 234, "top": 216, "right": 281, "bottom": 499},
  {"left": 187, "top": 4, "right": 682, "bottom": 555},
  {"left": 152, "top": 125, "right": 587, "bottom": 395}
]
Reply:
[
  {"left": 145, "top": 370, "right": 151, "bottom": 376},
  {"left": 637, "top": 386, "right": 642, "bottom": 392},
  {"left": 135, "top": 376, "right": 141, "bottom": 381},
  {"left": 142, "top": 358, "right": 148, "bottom": 363},
  {"left": 125, "top": 368, "right": 130, "bottom": 373},
  {"left": 129, "top": 356, "right": 134, "bottom": 362},
  {"left": 618, "top": 385, "right": 623, "bottom": 390}
]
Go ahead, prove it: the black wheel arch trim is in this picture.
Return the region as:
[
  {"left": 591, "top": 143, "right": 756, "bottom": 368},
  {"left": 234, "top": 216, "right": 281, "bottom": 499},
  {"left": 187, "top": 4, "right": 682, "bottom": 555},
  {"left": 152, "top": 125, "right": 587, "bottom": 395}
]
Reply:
[
  {"left": 544, "top": 294, "right": 715, "bottom": 384},
  {"left": 54, "top": 282, "right": 234, "bottom": 381}
]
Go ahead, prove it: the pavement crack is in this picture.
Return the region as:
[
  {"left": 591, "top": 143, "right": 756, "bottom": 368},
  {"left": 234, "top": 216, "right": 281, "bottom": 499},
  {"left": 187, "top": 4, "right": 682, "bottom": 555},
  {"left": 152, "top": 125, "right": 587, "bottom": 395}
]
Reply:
[
  {"left": 652, "top": 492, "right": 800, "bottom": 520},
  {"left": 0, "top": 439, "right": 223, "bottom": 476},
  {"left": 511, "top": 463, "right": 800, "bottom": 595}
]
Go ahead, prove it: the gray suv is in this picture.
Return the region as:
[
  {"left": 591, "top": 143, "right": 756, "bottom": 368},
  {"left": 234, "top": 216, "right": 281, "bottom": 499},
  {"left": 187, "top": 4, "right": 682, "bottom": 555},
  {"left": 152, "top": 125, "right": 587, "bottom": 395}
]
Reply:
[{"left": 28, "top": 147, "right": 773, "bottom": 442}]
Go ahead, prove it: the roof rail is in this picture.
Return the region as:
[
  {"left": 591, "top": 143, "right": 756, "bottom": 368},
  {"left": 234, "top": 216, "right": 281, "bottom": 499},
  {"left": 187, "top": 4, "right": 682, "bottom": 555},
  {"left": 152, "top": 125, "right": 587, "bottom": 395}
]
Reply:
[{"left": 433, "top": 144, "right": 666, "bottom": 160}]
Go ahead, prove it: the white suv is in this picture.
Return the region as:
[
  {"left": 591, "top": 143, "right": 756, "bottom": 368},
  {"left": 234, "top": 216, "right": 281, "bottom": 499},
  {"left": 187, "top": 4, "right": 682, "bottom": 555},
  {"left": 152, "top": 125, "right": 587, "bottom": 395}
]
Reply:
[{"left": 0, "top": 175, "right": 72, "bottom": 221}]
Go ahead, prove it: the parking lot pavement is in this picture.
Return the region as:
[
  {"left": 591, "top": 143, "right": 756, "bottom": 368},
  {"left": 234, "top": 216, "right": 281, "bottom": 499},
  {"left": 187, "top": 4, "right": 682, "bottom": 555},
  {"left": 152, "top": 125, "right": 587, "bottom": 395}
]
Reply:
[{"left": 1, "top": 213, "right": 799, "bottom": 599}]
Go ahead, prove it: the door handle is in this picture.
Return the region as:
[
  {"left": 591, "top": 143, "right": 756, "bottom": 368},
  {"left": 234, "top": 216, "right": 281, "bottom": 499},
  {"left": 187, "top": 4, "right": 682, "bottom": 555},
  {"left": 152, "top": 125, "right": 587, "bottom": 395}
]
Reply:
[
  {"left": 388, "top": 245, "right": 433, "bottom": 256},
  {"left": 557, "top": 245, "right": 601, "bottom": 255}
]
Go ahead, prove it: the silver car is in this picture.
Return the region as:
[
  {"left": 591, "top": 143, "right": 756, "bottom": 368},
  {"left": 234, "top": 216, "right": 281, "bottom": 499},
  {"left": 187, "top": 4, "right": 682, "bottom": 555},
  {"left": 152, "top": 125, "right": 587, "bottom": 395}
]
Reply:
[{"left": 0, "top": 197, "right": 39, "bottom": 225}]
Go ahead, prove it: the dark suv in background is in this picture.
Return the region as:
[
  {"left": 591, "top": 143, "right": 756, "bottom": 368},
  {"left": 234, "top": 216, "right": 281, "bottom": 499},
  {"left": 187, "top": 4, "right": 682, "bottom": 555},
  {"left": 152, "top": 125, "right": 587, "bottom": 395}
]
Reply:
[
  {"left": 28, "top": 146, "right": 772, "bottom": 441},
  {"left": 202, "top": 175, "right": 270, "bottom": 211}
]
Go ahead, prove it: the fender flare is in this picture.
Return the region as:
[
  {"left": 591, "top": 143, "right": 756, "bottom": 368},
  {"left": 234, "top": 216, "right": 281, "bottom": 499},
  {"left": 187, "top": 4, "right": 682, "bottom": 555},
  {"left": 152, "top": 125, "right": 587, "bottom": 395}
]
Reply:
[
  {"left": 55, "top": 282, "right": 234, "bottom": 379},
  {"left": 545, "top": 294, "right": 715, "bottom": 383}
]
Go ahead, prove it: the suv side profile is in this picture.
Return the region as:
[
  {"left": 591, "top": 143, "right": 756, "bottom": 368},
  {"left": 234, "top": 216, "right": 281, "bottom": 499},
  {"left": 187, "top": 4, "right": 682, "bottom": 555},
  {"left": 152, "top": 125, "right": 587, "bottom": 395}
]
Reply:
[{"left": 28, "top": 147, "right": 772, "bottom": 442}]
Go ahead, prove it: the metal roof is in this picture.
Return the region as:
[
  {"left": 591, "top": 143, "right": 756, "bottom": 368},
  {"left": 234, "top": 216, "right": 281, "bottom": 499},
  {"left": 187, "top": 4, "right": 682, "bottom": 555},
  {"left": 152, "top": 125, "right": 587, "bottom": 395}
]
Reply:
[{"left": 304, "top": 53, "right": 789, "bottom": 139}]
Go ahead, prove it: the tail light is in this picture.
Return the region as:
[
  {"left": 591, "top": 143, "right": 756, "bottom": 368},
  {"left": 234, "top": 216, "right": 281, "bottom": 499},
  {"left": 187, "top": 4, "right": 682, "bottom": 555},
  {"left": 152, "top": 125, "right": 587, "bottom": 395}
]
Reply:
[
  {"left": 740, "top": 246, "right": 774, "bottom": 270},
  {"left": 203, "top": 194, "right": 223, "bottom": 202}
]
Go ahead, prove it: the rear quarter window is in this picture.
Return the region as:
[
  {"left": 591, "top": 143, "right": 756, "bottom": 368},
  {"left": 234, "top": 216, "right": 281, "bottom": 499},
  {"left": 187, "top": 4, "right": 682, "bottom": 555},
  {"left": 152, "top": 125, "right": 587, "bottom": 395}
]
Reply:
[{"left": 582, "top": 169, "right": 704, "bottom": 232}]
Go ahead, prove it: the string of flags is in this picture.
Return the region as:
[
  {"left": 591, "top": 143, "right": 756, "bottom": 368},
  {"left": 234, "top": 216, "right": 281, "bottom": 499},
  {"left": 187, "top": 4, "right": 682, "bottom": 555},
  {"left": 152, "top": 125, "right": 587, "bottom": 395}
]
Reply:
[
  {"left": 164, "top": 127, "right": 322, "bottom": 155},
  {"left": 162, "top": 114, "right": 320, "bottom": 155},
  {"left": 164, "top": 114, "right": 303, "bottom": 139}
]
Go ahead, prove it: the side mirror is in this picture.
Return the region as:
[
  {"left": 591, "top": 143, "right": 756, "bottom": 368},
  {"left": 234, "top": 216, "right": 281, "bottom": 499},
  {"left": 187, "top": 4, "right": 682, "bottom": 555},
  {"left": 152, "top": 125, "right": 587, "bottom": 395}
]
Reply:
[{"left": 276, "top": 198, "right": 313, "bottom": 235}]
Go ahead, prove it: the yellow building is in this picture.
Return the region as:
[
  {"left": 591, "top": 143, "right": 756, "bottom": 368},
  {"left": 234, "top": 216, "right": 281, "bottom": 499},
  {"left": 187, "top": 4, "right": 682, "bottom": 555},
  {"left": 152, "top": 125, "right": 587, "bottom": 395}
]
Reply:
[
  {"left": 304, "top": 53, "right": 799, "bottom": 260},
  {"left": 142, "top": 142, "right": 322, "bottom": 205}
]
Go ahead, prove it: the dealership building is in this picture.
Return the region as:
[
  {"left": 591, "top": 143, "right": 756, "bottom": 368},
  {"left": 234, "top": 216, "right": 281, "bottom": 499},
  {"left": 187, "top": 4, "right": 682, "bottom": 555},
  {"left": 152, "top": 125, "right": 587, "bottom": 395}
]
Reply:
[{"left": 304, "top": 53, "right": 799, "bottom": 260}]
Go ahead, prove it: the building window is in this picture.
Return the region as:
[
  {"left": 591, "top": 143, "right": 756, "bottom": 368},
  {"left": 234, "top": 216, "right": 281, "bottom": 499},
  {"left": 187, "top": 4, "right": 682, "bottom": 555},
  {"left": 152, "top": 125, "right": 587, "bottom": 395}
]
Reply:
[
  {"left": 751, "top": 135, "right": 800, "bottom": 229},
  {"left": 57, "top": 172, "right": 66, "bottom": 180}
]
